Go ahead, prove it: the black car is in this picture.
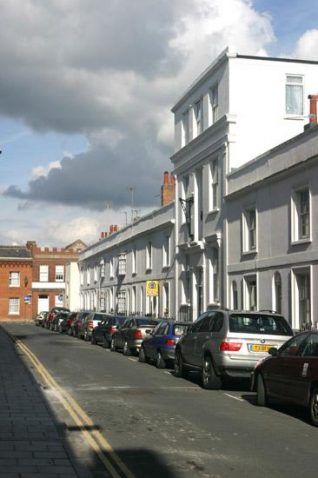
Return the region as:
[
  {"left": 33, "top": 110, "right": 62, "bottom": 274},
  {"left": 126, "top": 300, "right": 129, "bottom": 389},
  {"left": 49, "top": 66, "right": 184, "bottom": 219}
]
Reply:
[
  {"left": 251, "top": 331, "right": 318, "bottom": 426},
  {"left": 91, "top": 315, "right": 127, "bottom": 348}
]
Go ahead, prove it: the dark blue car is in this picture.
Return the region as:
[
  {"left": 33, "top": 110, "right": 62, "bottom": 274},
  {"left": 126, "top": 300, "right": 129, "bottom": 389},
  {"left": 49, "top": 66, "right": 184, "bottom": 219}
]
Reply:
[{"left": 139, "top": 320, "right": 189, "bottom": 368}]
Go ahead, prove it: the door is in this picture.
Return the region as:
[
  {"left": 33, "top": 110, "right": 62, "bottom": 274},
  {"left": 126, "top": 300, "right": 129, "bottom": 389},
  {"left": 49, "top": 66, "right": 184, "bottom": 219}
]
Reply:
[{"left": 38, "top": 295, "right": 49, "bottom": 313}]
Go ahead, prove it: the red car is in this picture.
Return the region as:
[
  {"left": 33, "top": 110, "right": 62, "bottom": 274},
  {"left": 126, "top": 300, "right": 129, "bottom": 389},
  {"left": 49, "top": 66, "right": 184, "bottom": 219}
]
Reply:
[
  {"left": 252, "top": 331, "right": 318, "bottom": 426},
  {"left": 45, "top": 307, "right": 70, "bottom": 329}
]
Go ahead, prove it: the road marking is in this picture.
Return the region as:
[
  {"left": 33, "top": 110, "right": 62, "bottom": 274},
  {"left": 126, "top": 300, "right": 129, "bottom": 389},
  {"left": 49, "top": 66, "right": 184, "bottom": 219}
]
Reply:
[
  {"left": 16, "top": 339, "right": 135, "bottom": 478},
  {"left": 127, "top": 357, "right": 138, "bottom": 362},
  {"left": 224, "top": 393, "right": 244, "bottom": 402}
]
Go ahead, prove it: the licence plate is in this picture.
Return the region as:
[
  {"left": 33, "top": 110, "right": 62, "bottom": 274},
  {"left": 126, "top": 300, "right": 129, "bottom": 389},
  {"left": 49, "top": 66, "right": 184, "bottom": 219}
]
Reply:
[{"left": 250, "top": 344, "right": 272, "bottom": 352}]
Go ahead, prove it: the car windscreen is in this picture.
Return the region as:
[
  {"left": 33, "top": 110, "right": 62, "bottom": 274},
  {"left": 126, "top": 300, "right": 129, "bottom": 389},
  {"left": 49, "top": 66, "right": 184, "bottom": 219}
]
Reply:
[
  {"left": 173, "top": 324, "right": 188, "bottom": 336},
  {"left": 229, "top": 314, "right": 293, "bottom": 336},
  {"left": 114, "top": 317, "right": 127, "bottom": 326}
]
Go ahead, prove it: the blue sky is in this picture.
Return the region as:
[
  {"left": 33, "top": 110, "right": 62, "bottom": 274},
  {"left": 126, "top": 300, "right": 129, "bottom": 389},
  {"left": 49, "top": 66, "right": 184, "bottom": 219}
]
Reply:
[{"left": 0, "top": 0, "right": 317, "bottom": 246}]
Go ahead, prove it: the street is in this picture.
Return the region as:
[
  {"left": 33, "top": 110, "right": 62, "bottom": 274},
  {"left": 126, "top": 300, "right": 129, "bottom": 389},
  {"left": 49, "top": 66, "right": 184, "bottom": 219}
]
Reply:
[{"left": 3, "top": 322, "right": 317, "bottom": 478}]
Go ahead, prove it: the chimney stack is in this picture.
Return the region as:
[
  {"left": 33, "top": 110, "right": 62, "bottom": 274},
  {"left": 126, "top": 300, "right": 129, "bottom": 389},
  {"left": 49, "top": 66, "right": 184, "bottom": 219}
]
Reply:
[
  {"left": 161, "top": 171, "right": 175, "bottom": 206},
  {"left": 308, "top": 94, "right": 318, "bottom": 127}
]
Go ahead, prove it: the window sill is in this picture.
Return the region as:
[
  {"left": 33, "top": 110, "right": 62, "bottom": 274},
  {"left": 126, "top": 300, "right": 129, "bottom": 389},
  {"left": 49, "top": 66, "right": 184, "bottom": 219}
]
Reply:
[
  {"left": 284, "top": 115, "right": 304, "bottom": 121},
  {"left": 242, "top": 249, "right": 258, "bottom": 257},
  {"left": 9, "top": 285, "right": 20, "bottom": 288},
  {"left": 207, "top": 208, "right": 220, "bottom": 217},
  {"left": 291, "top": 238, "right": 312, "bottom": 246}
]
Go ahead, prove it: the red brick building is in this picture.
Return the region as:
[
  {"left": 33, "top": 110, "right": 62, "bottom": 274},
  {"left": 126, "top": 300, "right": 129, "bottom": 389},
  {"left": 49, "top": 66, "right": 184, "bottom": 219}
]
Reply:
[
  {"left": 26, "top": 240, "right": 86, "bottom": 318},
  {"left": 0, "top": 246, "right": 33, "bottom": 321}
]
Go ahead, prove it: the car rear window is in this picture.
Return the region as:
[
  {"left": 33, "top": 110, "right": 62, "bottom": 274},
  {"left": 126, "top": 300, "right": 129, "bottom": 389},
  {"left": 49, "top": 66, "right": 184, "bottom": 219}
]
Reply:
[
  {"left": 173, "top": 324, "right": 188, "bottom": 336},
  {"left": 135, "top": 318, "right": 158, "bottom": 326},
  {"left": 229, "top": 314, "right": 293, "bottom": 336},
  {"left": 114, "top": 317, "right": 126, "bottom": 326}
]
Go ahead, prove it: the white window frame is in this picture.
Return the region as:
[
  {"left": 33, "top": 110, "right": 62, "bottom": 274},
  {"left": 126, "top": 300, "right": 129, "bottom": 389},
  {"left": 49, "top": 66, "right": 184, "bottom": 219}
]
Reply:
[
  {"left": 285, "top": 74, "right": 303, "bottom": 116},
  {"left": 182, "top": 110, "right": 189, "bottom": 146},
  {"left": 109, "top": 257, "right": 114, "bottom": 278},
  {"left": 291, "top": 186, "right": 311, "bottom": 244},
  {"left": 118, "top": 253, "right": 126, "bottom": 276},
  {"left": 100, "top": 259, "right": 105, "bottom": 278},
  {"left": 39, "top": 265, "right": 49, "bottom": 282},
  {"left": 209, "top": 83, "right": 218, "bottom": 125},
  {"left": 194, "top": 98, "right": 203, "bottom": 137},
  {"left": 208, "top": 248, "right": 220, "bottom": 304},
  {"left": 55, "top": 265, "right": 64, "bottom": 282},
  {"left": 146, "top": 242, "right": 152, "bottom": 271},
  {"left": 242, "top": 207, "right": 257, "bottom": 254},
  {"left": 209, "top": 159, "right": 219, "bottom": 211},
  {"left": 272, "top": 271, "right": 282, "bottom": 315},
  {"left": 162, "top": 235, "right": 171, "bottom": 268},
  {"left": 243, "top": 274, "right": 258, "bottom": 311},
  {"left": 9, "top": 272, "right": 20, "bottom": 287},
  {"left": 132, "top": 247, "right": 137, "bottom": 275},
  {"left": 291, "top": 266, "right": 312, "bottom": 330},
  {"left": 9, "top": 297, "right": 20, "bottom": 315}
]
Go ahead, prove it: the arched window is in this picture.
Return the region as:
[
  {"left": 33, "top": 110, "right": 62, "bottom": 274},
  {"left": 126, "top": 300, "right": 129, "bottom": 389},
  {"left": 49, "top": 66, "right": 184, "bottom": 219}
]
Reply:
[
  {"left": 232, "top": 281, "right": 238, "bottom": 310},
  {"left": 274, "top": 272, "right": 282, "bottom": 314}
]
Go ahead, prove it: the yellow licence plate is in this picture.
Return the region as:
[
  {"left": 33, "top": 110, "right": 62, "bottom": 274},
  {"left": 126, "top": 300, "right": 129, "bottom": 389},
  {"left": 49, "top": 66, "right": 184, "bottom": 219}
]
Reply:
[{"left": 251, "top": 344, "right": 271, "bottom": 352}]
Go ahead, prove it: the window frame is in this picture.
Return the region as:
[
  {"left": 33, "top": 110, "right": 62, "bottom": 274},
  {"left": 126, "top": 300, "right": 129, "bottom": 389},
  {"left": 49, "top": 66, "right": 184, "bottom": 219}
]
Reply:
[
  {"left": 285, "top": 74, "right": 304, "bottom": 116},
  {"left": 291, "top": 186, "right": 311, "bottom": 245},
  {"left": 9, "top": 271, "right": 20, "bottom": 287},
  {"left": 39, "top": 264, "right": 49, "bottom": 282},
  {"left": 55, "top": 265, "right": 64, "bottom": 282},
  {"left": 242, "top": 206, "right": 257, "bottom": 254},
  {"left": 8, "top": 297, "right": 20, "bottom": 315}
]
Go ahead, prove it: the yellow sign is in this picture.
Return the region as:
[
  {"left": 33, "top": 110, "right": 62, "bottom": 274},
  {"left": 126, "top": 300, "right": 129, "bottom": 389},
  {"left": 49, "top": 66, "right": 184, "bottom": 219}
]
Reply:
[{"left": 146, "top": 280, "right": 159, "bottom": 297}]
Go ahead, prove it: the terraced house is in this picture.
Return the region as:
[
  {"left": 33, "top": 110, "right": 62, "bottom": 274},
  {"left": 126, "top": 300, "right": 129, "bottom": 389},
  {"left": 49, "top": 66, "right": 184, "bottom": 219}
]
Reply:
[{"left": 79, "top": 48, "right": 318, "bottom": 327}]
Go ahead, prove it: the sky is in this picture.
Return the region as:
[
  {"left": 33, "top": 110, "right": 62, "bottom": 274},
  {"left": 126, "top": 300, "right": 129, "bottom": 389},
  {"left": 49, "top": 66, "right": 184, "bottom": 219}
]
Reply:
[{"left": 1, "top": 0, "right": 318, "bottom": 247}]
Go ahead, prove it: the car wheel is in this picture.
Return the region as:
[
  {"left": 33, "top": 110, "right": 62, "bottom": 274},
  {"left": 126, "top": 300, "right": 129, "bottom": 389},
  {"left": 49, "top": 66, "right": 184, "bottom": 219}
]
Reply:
[
  {"left": 202, "top": 355, "right": 222, "bottom": 390},
  {"left": 110, "top": 338, "right": 116, "bottom": 352},
  {"left": 256, "top": 373, "right": 267, "bottom": 406},
  {"left": 84, "top": 331, "right": 90, "bottom": 342},
  {"left": 174, "top": 350, "right": 187, "bottom": 378},
  {"left": 139, "top": 347, "right": 147, "bottom": 363},
  {"left": 91, "top": 335, "right": 97, "bottom": 345},
  {"left": 156, "top": 350, "right": 166, "bottom": 369},
  {"left": 123, "top": 341, "right": 131, "bottom": 356},
  {"left": 102, "top": 337, "right": 110, "bottom": 349},
  {"left": 309, "top": 388, "right": 318, "bottom": 427}
]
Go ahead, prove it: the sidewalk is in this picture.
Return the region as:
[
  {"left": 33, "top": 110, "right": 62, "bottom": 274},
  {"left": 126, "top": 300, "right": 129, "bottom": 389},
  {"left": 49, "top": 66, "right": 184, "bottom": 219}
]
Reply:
[{"left": 0, "top": 325, "right": 92, "bottom": 478}]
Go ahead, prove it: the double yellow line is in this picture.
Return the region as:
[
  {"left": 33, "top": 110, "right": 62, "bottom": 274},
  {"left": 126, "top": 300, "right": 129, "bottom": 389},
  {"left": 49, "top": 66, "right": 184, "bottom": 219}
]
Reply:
[{"left": 16, "top": 339, "right": 135, "bottom": 478}]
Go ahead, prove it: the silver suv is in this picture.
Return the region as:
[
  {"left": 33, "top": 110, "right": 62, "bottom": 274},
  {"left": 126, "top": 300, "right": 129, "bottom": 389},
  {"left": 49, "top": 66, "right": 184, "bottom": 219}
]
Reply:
[{"left": 174, "top": 309, "right": 293, "bottom": 389}]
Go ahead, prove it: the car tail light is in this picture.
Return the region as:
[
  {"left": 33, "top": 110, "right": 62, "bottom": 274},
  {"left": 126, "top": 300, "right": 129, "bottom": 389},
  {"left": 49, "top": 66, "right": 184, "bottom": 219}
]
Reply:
[
  {"left": 165, "top": 339, "right": 176, "bottom": 346},
  {"left": 133, "top": 330, "right": 143, "bottom": 339},
  {"left": 109, "top": 326, "right": 117, "bottom": 333},
  {"left": 220, "top": 341, "right": 242, "bottom": 352},
  {"left": 88, "top": 320, "right": 94, "bottom": 330}
]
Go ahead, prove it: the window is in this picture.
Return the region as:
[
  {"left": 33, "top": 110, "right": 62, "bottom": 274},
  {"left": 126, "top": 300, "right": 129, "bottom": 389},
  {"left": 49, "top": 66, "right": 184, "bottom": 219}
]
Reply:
[
  {"left": 163, "top": 283, "right": 169, "bottom": 316},
  {"left": 209, "top": 83, "right": 218, "bottom": 124},
  {"left": 286, "top": 75, "right": 303, "bottom": 115},
  {"left": 194, "top": 99, "right": 203, "bottom": 137},
  {"left": 39, "top": 265, "right": 48, "bottom": 282},
  {"left": 132, "top": 286, "right": 136, "bottom": 313},
  {"left": 231, "top": 281, "right": 238, "bottom": 310},
  {"left": 118, "top": 253, "right": 126, "bottom": 276},
  {"left": 298, "top": 273, "right": 311, "bottom": 329},
  {"left": 163, "top": 235, "right": 170, "bottom": 267},
  {"left": 55, "top": 265, "right": 64, "bottom": 282},
  {"left": 132, "top": 247, "right": 137, "bottom": 275},
  {"left": 209, "top": 248, "right": 219, "bottom": 304},
  {"left": 117, "top": 290, "right": 126, "bottom": 314},
  {"left": 182, "top": 110, "right": 189, "bottom": 146},
  {"left": 9, "top": 298, "right": 20, "bottom": 315},
  {"left": 146, "top": 242, "right": 152, "bottom": 270},
  {"left": 9, "top": 272, "right": 20, "bottom": 287},
  {"left": 110, "top": 258, "right": 114, "bottom": 278},
  {"left": 209, "top": 159, "right": 219, "bottom": 210},
  {"left": 100, "top": 259, "right": 105, "bottom": 278},
  {"left": 273, "top": 272, "right": 282, "bottom": 314},
  {"left": 291, "top": 187, "right": 311, "bottom": 243},
  {"left": 242, "top": 207, "right": 257, "bottom": 253},
  {"left": 244, "top": 276, "right": 257, "bottom": 311}
]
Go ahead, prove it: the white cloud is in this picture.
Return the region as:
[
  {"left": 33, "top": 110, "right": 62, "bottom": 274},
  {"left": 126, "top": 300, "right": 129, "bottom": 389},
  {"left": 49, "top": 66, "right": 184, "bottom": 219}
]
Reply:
[
  {"left": 32, "top": 160, "right": 62, "bottom": 178},
  {"left": 293, "top": 29, "right": 318, "bottom": 59}
]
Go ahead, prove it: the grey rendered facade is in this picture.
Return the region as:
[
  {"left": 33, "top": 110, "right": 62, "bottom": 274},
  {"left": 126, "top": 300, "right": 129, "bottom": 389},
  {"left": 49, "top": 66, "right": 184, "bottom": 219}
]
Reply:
[{"left": 79, "top": 203, "right": 175, "bottom": 318}]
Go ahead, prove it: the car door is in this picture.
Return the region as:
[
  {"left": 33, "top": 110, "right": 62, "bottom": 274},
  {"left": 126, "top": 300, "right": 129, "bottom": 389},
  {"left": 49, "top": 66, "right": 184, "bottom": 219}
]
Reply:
[
  {"left": 263, "top": 333, "right": 308, "bottom": 399},
  {"left": 290, "top": 333, "right": 318, "bottom": 405},
  {"left": 180, "top": 313, "right": 209, "bottom": 365},
  {"left": 117, "top": 319, "right": 132, "bottom": 348},
  {"left": 193, "top": 312, "right": 216, "bottom": 366},
  {"left": 144, "top": 321, "right": 163, "bottom": 359}
]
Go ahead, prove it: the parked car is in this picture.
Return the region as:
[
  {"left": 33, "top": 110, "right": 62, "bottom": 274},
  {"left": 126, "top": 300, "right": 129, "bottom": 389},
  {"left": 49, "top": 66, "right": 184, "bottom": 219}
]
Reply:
[
  {"left": 251, "top": 331, "right": 318, "bottom": 426},
  {"left": 70, "top": 311, "right": 90, "bottom": 338},
  {"left": 91, "top": 315, "right": 127, "bottom": 347},
  {"left": 45, "top": 307, "right": 70, "bottom": 329},
  {"left": 51, "top": 310, "right": 70, "bottom": 332},
  {"left": 174, "top": 309, "right": 293, "bottom": 389},
  {"left": 34, "top": 311, "right": 48, "bottom": 327},
  {"left": 111, "top": 317, "right": 158, "bottom": 355},
  {"left": 59, "top": 312, "right": 78, "bottom": 334},
  {"left": 139, "top": 320, "right": 189, "bottom": 368},
  {"left": 82, "top": 312, "right": 111, "bottom": 341}
]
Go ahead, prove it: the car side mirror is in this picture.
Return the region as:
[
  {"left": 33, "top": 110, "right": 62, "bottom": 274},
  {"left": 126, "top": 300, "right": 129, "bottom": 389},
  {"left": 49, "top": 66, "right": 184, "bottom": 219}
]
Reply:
[{"left": 268, "top": 347, "right": 278, "bottom": 356}]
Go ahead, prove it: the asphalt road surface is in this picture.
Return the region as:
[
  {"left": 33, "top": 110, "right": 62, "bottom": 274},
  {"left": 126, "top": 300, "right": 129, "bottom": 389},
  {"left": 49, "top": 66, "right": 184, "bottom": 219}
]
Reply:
[{"left": 3, "top": 322, "right": 317, "bottom": 478}]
